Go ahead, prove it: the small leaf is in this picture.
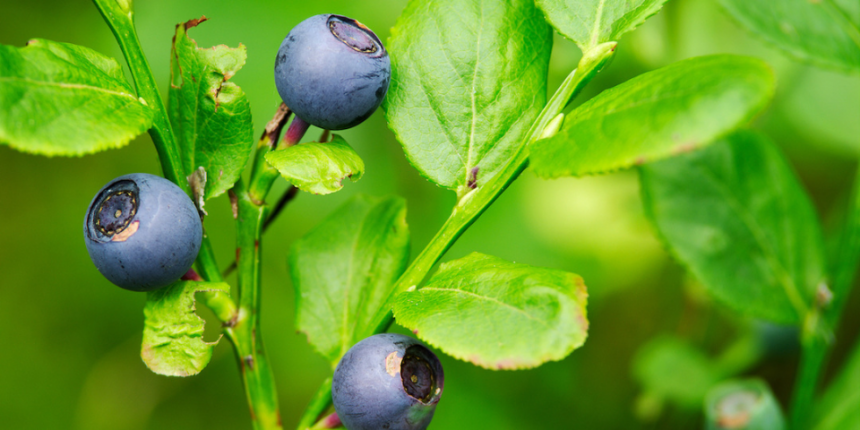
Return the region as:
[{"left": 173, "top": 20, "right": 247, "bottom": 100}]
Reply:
[
  {"left": 640, "top": 131, "right": 827, "bottom": 324},
  {"left": 291, "top": 195, "right": 409, "bottom": 366},
  {"left": 535, "top": 0, "right": 668, "bottom": 51},
  {"left": 383, "top": 0, "right": 552, "bottom": 192},
  {"left": 0, "top": 39, "right": 154, "bottom": 156},
  {"left": 530, "top": 55, "right": 775, "bottom": 179},
  {"left": 141, "top": 281, "right": 229, "bottom": 377},
  {"left": 168, "top": 18, "right": 253, "bottom": 200},
  {"left": 705, "top": 379, "right": 786, "bottom": 430},
  {"left": 719, "top": 0, "right": 860, "bottom": 73},
  {"left": 633, "top": 336, "right": 721, "bottom": 410},
  {"left": 265, "top": 135, "right": 364, "bottom": 195},
  {"left": 393, "top": 253, "right": 588, "bottom": 370}
]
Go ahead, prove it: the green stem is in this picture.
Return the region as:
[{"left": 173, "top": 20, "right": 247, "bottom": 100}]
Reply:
[
  {"left": 296, "top": 379, "right": 333, "bottom": 430},
  {"left": 230, "top": 178, "right": 282, "bottom": 430},
  {"left": 790, "top": 331, "right": 828, "bottom": 430},
  {"left": 249, "top": 111, "right": 309, "bottom": 204},
  {"left": 93, "top": 0, "right": 228, "bottom": 318},
  {"left": 93, "top": 2, "right": 279, "bottom": 428},
  {"left": 92, "top": 0, "right": 231, "bottom": 324},
  {"left": 295, "top": 42, "right": 616, "bottom": 429},
  {"left": 91, "top": 0, "right": 186, "bottom": 192},
  {"left": 249, "top": 103, "right": 292, "bottom": 203},
  {"left": 194, "top": 238, "right": 237, "bottom": 322},
  {"left": 368, "top": 41, "right": 618, "bottom": 335},
  {"left": 789, "top": 166, "right": 860, "bottom": 429}
]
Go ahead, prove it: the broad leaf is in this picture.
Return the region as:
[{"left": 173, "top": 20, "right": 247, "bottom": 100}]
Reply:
[
  {"left": 383, "top": 0, "right": 552, "bottom": 193},
  {"left": 531, "top": 55, "right": 775, "bottom": 179},
  {"left": 719, "top": 0, "right": 860, "bottom": 73},
  {"left": 168, "top": 18, "right": 253, "bottom": 200},
  {"left": 705, "top": 379, "right": 786, "bottom": 430},
  {"left": 393, "top": 253, "right": 588, "bottom": 370},
  {"left": 141, "top": 281, "right": 229, "bottom": 377},
  {"left": 640, "top": 131, "right": 827, "bottom": 324},
  {"left": 0, "top": 39, "right": 153, "bottom": 156},
  {"left": 633, "top": 336, "right": 721, "bottom": 410},
  {"left": 813, "top": 339, "right": 860, "bottom": 430},
  {"left": 265, "top": 135, "right": 364, "bottom": 195},
  {"left": 535, "top": 0, "right": 668, "bottom": 51},
  {"left": 291, "top": 195, "right": 409, "bottom": 366}
]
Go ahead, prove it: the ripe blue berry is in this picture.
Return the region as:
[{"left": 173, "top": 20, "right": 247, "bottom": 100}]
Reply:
[
  {"left": 274, "top": 14, "right": 390, "bottom": 130},
  {"left": 83, "top": 173, "right": 202, "bottom": 292},
  {"left": 332, "top": 334, "right": 444, "bottom": 430}
]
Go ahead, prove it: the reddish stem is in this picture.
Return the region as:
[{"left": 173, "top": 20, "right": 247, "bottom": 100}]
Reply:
[
  {"left": 181, "top": 268, "right": 203, "bottom": 282},
  {"left": 281, "top": 116, "right": 311, "bottom": 148},
  {"left": 317, "top": 413, "right": 341, "bottom": 429}
]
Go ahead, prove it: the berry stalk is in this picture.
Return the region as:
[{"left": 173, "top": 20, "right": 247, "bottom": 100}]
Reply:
[
  {"left": 91, "top": 0, "right": 187, "bottom": 193},
  {"left": 91, "top": 0, "right": 229, "bottom": 315},
  {"left": 296, "top": 41, "right": 618, "bottom": 429}
]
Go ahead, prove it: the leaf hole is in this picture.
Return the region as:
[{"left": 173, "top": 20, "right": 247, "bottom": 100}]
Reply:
[{"left": 193, "top": 292, "right": 223, "bottom": 343}]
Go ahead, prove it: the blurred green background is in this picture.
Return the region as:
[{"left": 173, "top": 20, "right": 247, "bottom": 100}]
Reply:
[{"left": 1, "top": 0, "right": 858, "bottom": 429}]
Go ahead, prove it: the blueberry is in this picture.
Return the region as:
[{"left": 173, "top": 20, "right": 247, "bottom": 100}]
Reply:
[
  {"left": 274, "top": 14, "right": 390, "bottom": 130},
  {"left": 83, "top": 173, "right": 202, "bottom": 292},
  {"left": 332, "top": 334, "right": 444, "bottom": 430}
]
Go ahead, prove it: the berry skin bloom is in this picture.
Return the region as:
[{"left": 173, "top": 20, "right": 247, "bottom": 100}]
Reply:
[
  {"left": 83, "top": 173, "right": 202, "bottom": 291},
  {"left": 275, "top": 14, "right": 391, "bottom": 130},
  {"left": 332, "top": 333, "right": 444, "bottom": 430}
]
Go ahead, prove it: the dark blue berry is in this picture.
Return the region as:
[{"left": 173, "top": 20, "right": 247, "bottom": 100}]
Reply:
[
  {"left": 332, "top": 334, "right": 444, "bottom": 430},
  {"left": 275, "top": 14, "right": 390, "bottom": 130},
  {"left": 83, "top": 173, "right": 202, "bottom": 292}
]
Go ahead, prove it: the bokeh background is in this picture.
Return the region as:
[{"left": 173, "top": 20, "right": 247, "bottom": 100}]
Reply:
[{"left": 1, "top": 0, "right": 858, "bottom": 428}]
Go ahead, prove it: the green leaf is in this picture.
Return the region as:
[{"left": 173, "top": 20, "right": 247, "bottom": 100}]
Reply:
[
  {"left": 827, "top": 169, "right": 860, "bottom": 324},
  {"left": 719, "top": 0, "right": 860, "bottom": 73},
  {"left": 0, "top": 39, "right": 154, "bottom": 156},
  {"left": 393, "top": 253, "right": 588, "bottom": 370},
  {"left": 813, "top": 335, "right": 860, "bottom": 430},
  {"left": 291, "top": 195, "right": 410, "bottom": 366},
  {"left": 141, "top": 280, "right": 230, "bottom": 377},
  {"left": 383, "top": 0, "right": 552, "bottom": 193},
  {"left": 633, "top": 336, "right": 721, "bottom": 410},
  {"left": 168, "top": 18, "right": 253, "bottom": 200},
  {"left": 265, "top": 135, "right": 364, "bottom": 195},
  {"left": 535, "top": 0, "right": 668, "bottom": 51},
  {"left": 705, "top": 379, "right": 786, "bottom": 430},
  {"left": 640, "top": 131, "right": 827, "bottom": 324},
  {"left": 530, "top": 55, "right": 775, "bottom": 179}
]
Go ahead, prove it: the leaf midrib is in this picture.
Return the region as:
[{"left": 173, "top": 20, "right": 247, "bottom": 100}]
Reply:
[
  {"left": 697, "top": 160, "right": 809, "bottom": 319},
  {"left": 588, "top": 0, "right": 607, "bottom": 48},
  {"left": 465, "top": 0, "right": 485, "bottom": 184},
  {"left": 419, "top": 286, "right": 550, "bottom": 328},
  {"left": 0, "top": 76, "right": 137, "bottom": 100}
]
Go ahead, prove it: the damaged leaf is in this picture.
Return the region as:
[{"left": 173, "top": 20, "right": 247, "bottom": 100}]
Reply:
[
  {"left": 265, "top": 134, "right": 364, "bottom": 195},
  {"left": 0, "top": 39, "right": 154, "bottom": 156},
  {"left": 393, "top": 253, "right": 588, "bottom": 370},
  {"left": 168, "top": 17, "right": 253, "bottom": 200},
  {"left": 141, "top": 280, "right": 230, "bottom": 377}
]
